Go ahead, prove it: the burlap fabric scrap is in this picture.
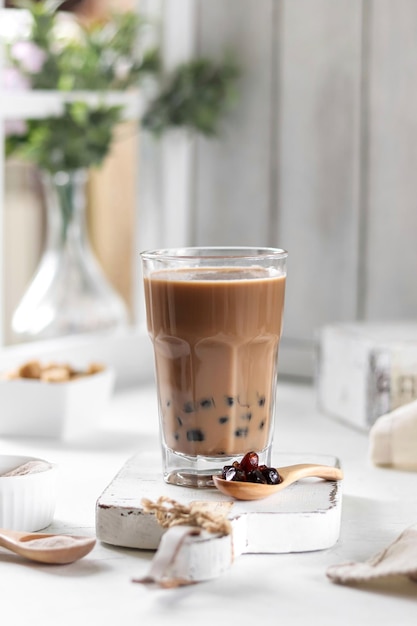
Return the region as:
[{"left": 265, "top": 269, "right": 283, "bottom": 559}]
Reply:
[
  {"left": 327, "top": 523, "right": 417, "bottom": 585},
  {"left": 133, "top": 497, "right": 234, "bottom": 588}
]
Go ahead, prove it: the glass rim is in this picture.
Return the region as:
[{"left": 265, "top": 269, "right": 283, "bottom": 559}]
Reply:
[{"left": 140, "top": 246, "right": 288, "bottom": 262}]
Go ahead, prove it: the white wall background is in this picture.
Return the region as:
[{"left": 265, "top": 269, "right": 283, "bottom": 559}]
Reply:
[{"left": 140, "top": 0, "right": 417, "bottom": 379}]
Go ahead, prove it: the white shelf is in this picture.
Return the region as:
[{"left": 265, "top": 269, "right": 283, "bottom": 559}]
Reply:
[{"left": 0, "top": 89, "right": 144, "bottom": 120}]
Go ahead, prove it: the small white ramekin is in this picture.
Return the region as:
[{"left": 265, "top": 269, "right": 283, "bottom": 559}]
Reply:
[{"left": 0, "top": 455, "right": 57, "bottom": 531}]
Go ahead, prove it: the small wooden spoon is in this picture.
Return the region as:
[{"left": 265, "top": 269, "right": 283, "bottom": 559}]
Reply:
[
  {"left": 212, "top": 463, "right": 344, "bottom": 501},
  {"left": 0, "top": 528, "right": 96, "bottom": 564}
]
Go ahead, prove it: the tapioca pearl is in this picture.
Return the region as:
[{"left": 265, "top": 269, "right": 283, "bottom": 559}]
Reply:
[
  {"left": 174, "top": 432, "right": 180, "bottom": 441},
  {"left": 257, "top": 395, "right": 266, "bottom": 407},
  {"left": 176, "top": 416, "right": 183, "bottom": 427},
  {"left": 259, "top": 420, "right": 266, "bottom": 430},
  {"left": 166, "top": 399, "right": 172, "bottom": 407},
  {"left": 224, "top": 396, "right": 235, "bottom": 407},
  {"left": 247, "top": 468, "right": 268, "bottom": 484},
  {"left": 199, "top": 397, "right": 215, "bottom": 409},
  {"left": 183, "top": 401, "right": 195, "bottom": 413},
  {"left": 261, "top": 467, "right": 281, "bottom": 484},
  {"left": 234, "top": 427, "right": 249, "bottom": 438},
  {"left": 218, "top": 416, "right": 229, "bottom": 424},
  {"left": 241, "top": 412, "right": 252, "bottom": 421},
  {"left": 186, "top": 429, "right": 205, "bottom": 442}
]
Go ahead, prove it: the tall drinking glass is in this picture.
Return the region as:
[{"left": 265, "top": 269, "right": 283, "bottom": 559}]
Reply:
[{"left": 141, "top": 247, "right": 287, "bottom": 487}]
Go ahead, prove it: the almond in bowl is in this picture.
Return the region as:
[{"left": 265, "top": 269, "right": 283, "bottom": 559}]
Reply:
[
  {"left": 3, "top": 359, "right": 106, "bottom": 382},
  {"left": 0, "top": 360, "right": 115, "bottom": 440}
]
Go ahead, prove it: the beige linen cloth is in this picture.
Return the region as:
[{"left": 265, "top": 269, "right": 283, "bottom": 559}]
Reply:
[
  {"left": 327, "top": 401, "right": 417, "bottom": 585},
  {"left": 327, "top": 524, "right": 417, "bottom": 584}
]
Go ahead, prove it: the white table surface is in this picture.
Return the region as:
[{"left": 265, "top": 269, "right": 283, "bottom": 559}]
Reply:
[{"left": 1, "top": 380, "right": 416, "bottom": 625}]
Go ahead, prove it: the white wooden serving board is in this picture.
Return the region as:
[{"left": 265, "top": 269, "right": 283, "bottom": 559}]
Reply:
[{"left": 96, "top": 451, "right": 343, "bottom": 555}]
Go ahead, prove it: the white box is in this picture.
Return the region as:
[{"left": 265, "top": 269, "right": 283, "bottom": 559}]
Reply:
[
  {"left": 0, "top": 367, "right": 115, "bottom": 440},
  {"left": 316, "top": 322, "right": 417, "bottom": 430}
]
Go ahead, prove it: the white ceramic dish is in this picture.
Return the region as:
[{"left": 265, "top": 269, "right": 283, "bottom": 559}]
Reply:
[
  {"left": 0, "top": 367, "right": 115, "bottom": 440},
  {"left": 0, "top": 455, "right": 57, "bottom": 531}
]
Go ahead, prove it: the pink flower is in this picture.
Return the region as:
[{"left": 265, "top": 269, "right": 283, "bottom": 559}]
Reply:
[
  {"left": 10, "top": 41, "right": 47, "bottom": 74},
  {"left": 2, "top": 66, "right": 30, "bottom": 91},
  {"left": 2, "top": 67, "right": 30, "bottom": 136},
  {"left": 5, "top": 119, "right": 28, "bottom": 137}
]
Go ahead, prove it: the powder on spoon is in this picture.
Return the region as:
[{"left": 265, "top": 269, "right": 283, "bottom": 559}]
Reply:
[{"left": 23, "top": 536, "right": 93, "bottom": 549}]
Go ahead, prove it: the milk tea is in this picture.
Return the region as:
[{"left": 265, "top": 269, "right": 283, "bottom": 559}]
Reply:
[{"left": 144, "top": 267, "right": 286, "bottom": 460}]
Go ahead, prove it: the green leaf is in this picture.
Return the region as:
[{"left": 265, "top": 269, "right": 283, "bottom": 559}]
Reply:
[{"left": 142, "top": 57, "right": 240, "bottom": 137}]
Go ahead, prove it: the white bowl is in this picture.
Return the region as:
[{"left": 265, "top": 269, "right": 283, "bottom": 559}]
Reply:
[
  {"left": 0, "top": 455, "right": 57, "bottom": 531},
  {"left": 0, "top": 367, "right": 115, "bottom": 440}
]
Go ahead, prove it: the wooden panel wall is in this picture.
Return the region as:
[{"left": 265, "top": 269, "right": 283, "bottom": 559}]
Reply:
[
  {"left": 364, "top": 0, "right": 417, "bottom": 320},
  {"left": 194, "top": 0, "right": 275, "bottom": 245},
  {"left": 153, "top": 0, "right": 417, "bottom": 378},
  {"left": 274, "top": 0, "right": 363, "bottom": 375},
  {"left": 191, "top": 0, "right": 364, "bottom": 377}
]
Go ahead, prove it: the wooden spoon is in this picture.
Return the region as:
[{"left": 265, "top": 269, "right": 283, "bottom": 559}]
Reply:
[
  {"left": 212, "top": 463, "right": 344, "bottom": 501},
  {"left": 0, "top": 528, "right": 96, "bottom": 564}
]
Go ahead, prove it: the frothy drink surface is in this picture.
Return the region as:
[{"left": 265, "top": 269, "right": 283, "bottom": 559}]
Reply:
[{"left": 144, "top": 267, "right": 286, "bottom": 457}]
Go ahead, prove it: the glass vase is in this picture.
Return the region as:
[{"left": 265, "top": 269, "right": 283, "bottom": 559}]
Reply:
[{"left": 11, "top": 169, "right": 129, "bottom": 341}]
